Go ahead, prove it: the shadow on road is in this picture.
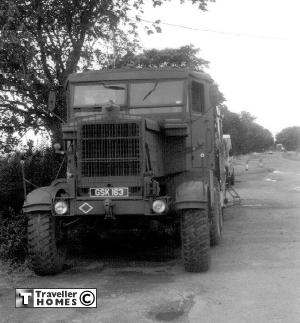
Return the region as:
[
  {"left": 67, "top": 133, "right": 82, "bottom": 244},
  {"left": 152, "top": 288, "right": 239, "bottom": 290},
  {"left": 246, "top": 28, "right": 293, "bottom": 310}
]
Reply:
[{"left": 66, "top": 228, "right": 181, "bottom": 270}]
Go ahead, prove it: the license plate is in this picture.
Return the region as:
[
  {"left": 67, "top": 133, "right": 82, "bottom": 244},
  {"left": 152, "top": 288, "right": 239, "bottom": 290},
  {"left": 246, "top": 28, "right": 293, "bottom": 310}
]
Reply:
[{"left": 90, "top": 187, "right": 129, "bottom": 198}]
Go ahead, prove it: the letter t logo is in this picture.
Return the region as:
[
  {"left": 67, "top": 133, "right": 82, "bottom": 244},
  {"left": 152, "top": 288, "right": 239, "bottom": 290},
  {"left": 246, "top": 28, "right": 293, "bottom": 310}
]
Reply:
[
  {"left": 16, "top": 289, "right": 34, "bottom": 307},
  {"left": 20, "top": 291, "right": 32, "bottom": 305}
]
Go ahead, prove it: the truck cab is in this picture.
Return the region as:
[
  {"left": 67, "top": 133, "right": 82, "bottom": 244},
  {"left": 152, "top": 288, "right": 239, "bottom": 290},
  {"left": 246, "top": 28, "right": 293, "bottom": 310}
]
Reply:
[{"left": 24, "top": 68, "right": 225, "bottom": 274}]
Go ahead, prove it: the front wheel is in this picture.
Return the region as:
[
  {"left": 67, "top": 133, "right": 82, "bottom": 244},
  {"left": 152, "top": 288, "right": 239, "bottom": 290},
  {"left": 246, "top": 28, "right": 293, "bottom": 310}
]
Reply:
[
  {"left": 28, "top": 213, "right": 66, "bottom": 275},
  {"left": 180, "top": 209, "right": 210, "bottom": 272}
]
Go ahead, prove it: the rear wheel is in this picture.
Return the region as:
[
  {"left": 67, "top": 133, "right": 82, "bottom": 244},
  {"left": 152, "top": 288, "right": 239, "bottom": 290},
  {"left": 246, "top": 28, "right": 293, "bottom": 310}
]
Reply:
[
  {"left": 230, "top": 168, "right": 235, "bottom": 186},
  {"left": 210, "top": 185, "right": 223, "bottom": 246},
  {"left": 28, "top": 213, "right": 66, "bottom": 275},
  {"left": 180, "top": 209, "right": 210, "bottom": 272}
]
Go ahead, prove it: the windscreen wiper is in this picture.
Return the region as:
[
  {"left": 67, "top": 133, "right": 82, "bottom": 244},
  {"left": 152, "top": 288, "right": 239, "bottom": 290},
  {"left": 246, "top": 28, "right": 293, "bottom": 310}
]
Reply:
[
  {"left": 99, "top": 82, "right": 125, "bottom": 90},
  {"left": 143, "top": 81, "right": 158, "bottom": 101}
]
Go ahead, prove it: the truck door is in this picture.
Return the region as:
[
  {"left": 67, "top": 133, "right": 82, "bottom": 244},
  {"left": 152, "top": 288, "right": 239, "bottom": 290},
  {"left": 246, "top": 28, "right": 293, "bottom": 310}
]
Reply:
[{"left": 189, "top": 80, "right": 214, "bottom": 170}]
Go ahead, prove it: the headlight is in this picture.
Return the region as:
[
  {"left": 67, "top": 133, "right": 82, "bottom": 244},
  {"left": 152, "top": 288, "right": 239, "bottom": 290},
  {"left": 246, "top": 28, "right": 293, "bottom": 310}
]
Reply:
[
  {"left": 152, "top": 199, "right": 166, "bottom": 214},
  {"left": 54, "top": 200, "right": 68, "bottom": 215}
]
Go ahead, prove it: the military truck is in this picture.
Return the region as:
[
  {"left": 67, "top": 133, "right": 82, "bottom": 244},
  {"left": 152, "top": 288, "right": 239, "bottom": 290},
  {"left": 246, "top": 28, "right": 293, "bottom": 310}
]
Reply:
[{"left": 23, "top": 68, "right": 226, "bottom": 275}]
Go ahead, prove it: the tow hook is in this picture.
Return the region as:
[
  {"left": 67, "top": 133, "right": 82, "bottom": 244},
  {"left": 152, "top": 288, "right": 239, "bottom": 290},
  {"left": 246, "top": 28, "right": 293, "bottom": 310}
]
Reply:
[{"left": 104, "top": 198, "right": 115, "bottom": 220}]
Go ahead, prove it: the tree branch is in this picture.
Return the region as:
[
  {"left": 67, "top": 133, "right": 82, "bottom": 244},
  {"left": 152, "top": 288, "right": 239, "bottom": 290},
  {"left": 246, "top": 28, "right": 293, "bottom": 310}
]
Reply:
[{"left": 36, "top": 5, "right": 54, "bottom": 85}]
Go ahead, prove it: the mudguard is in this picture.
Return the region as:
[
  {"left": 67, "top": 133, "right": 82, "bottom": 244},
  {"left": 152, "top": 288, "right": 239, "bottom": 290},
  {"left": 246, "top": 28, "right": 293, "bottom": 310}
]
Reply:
[
  {"left": 175, "top": 180, "right": 208, "bottom": 210},
  {"left": 23, "top": 179, "right": 70, "bottom": 214}
]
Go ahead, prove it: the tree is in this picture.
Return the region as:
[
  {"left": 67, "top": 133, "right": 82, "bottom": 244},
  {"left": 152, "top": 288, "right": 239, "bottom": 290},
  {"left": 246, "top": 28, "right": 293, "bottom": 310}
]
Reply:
[
  {"left": 221, "top": 106, "right": 245, "bottom": 154},
  {"left": 276, "top": 127, "right": 300, "bottom": 151},
  {"left": 0, "top": 0, "right": 212, "bottom": 152},
  {"left": 221, "top": 106, "right": 274, "bottom": 154},
  {"left": 116, "top": 45, "right": 210, "bottom": 70}
]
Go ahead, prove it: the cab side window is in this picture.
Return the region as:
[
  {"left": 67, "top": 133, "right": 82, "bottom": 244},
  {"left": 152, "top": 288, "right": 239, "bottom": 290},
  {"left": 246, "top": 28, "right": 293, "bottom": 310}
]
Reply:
[{"left": 191, "top": 81, "right": 205, "bottom": 113}]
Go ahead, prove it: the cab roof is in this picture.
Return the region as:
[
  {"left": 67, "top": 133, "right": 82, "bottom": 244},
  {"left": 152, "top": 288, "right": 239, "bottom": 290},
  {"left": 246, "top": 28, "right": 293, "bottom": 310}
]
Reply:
[{"left": 67, "top": 68, "right": 213, "bottom": 83}]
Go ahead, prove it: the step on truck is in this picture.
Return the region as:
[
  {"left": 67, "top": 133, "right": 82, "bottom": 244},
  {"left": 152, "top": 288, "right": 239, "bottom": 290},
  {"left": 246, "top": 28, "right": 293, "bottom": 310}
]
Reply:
[{"left": 23, "top": 68, "right": 226, "bottom": 275}]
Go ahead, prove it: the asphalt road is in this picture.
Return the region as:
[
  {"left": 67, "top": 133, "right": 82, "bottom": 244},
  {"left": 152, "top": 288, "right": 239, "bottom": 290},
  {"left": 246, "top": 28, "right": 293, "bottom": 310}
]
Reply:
[{"left": 1, "top": 152, "right": 300, "bottom": 323}]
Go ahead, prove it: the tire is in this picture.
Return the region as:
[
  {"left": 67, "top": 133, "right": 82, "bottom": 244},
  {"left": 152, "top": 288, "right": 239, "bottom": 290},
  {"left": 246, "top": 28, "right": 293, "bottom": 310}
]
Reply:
[
  {"left": 180, "top": 209, "right": 210, "bottom": 272},
  {"left": 210, "top": 184, "right": 223, "bottom": 247},
  {"left": 28, "top": 213, "right": 66, "bottom": 275}
]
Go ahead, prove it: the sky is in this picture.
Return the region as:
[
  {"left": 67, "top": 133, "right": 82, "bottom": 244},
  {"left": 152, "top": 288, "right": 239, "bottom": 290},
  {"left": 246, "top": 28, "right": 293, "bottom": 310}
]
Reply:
[{"left": 136, "top": 0, "right": 300, "bottom": 136}]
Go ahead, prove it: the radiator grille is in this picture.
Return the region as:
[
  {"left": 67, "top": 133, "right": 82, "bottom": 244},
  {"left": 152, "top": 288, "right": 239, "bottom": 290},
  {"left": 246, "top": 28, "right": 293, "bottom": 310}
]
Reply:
[{"left": 80, "top": 123, "right": 141, "bottom": 177}]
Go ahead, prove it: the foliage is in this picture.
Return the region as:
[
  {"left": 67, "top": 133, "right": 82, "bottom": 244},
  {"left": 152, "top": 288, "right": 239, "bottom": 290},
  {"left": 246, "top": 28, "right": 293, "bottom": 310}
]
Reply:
[
  {"left": 221, "top": 106, "right": 274, "bottom": 155},
  {"left": 0, "top": 146, "right": 64, "bottom": 262},
  {"left": 0, "top": 0, "right": 211, "bottom": 151},
  {"left": 0, "top": 208, "right": 27, "bottom": 262},
  {"left": 276, "top": 127, "right": 300, "bottom": 151},
  {"left": 116, "top": 44, "right": 210, "bottom": 70},
  {"left": 0, "top": 146, "right": 64, "bottom": 212}
]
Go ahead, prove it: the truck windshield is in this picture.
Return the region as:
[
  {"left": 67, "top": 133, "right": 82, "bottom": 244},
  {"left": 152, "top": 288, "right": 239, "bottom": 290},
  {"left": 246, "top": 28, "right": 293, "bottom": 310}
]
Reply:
[
  {"left": 73, "top": 83, "right": 126, "bottom": 107},
  {"left": 130, "top": 81, "right": 184, "bottom": 107}
]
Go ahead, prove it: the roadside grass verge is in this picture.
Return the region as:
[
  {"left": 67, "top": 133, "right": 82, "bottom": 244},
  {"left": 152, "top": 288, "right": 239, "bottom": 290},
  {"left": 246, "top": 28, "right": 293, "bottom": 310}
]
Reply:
[{"left": 283, "top": 151, "right": 300, "bottom": 161}]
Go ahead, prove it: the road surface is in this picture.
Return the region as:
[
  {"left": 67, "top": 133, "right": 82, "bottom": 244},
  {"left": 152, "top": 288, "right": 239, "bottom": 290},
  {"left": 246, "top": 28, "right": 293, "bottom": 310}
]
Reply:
[{"left": 1, "top": 152, "right": 300, "bottom": 323}]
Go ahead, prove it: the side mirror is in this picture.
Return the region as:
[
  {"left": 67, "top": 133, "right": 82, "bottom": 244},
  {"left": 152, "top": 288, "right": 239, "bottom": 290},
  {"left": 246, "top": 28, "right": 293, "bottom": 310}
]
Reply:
[{"left": 48, "top": 91, "right": 56, "bottom": 112}]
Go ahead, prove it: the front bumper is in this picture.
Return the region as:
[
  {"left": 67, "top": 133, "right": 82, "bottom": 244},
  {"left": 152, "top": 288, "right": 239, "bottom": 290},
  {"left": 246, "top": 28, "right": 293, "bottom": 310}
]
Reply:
[{"left": 59, "top": 197, "right": 171, "bottom": 217}]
